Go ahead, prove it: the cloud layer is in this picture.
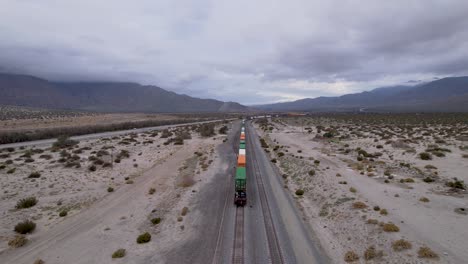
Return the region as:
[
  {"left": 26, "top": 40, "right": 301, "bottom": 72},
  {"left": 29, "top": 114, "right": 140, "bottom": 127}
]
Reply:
[{"left": 1, "top": 0, "right": 468, "bottom": 104}]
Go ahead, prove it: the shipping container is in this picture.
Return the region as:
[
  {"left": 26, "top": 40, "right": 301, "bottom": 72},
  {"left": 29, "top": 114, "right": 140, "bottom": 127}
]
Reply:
[
  {"left": 240, "top": 139, "right": 245, "bottom": 144},
  {"left": 239, "top": 149, "right": 246, "bottom": 155},
  {"left": 239, "top": 142, "right": 245, "bottom": 149},
  {"left": 235, "top": 167, "right": 247, "bottom": 206},
  {"left": 240, "top": 134, "right": 245, "bottom": 140},
  {"left": 237, "top": 155, "right": 246, "bottom": 167}
]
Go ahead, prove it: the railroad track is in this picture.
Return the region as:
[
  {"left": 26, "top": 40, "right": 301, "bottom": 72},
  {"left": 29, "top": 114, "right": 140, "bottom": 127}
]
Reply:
[
  {"left": 232, "top": 206, "right": 245, "bottom": 264},
  {"left": 247, "top": 124, "right": 285, "bottom": 264}
]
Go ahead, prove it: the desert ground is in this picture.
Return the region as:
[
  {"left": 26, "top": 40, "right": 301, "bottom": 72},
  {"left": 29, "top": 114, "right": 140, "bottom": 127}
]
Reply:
[
  {"left": 0, "top": 121, "right": 230, "bottom": 263},
  {"left": 254, "top": 114, "right": 468, "bottom": 263}
]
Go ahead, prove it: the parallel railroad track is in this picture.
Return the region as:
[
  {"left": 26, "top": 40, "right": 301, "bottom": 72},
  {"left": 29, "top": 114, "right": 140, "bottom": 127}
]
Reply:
[
  {"left": 247, "top": 124, "right": 285, "bottom": 264},
  {"left": 232, "top": 206, "right": 245, "bottom": 264}
]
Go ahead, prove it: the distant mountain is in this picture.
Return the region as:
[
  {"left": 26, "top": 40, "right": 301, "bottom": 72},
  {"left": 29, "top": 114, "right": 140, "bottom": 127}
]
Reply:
[
  {"left": 0, "top": 73, "right": 249, "bottom": 113},
  {"left": 257, "top": 77, "right": 468, "bottom": 112}
]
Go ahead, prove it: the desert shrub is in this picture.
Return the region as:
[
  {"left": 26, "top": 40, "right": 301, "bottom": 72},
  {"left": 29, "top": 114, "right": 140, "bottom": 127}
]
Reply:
[
  {"left": 16, "top": 197, "right": 38, "bottom": 209},
  {"left": 173, "top": 136, "right": 184, "bottom": 145},
  {"left": 419, "top": 197, "right": 430, "bottom": 202},
  {"left": 199, "top": 123, "right": 215, "bottom": 137},
  {"left": 446, "top": 179, "right": 466, "bottom": 190},
  {"left": 181, "top": 207, "right": 189, "bottom": 216},
  {"left": 418, "top": 246, "right": 439, "bottom": 259},
  {"left": 148, "top": 188, "right": 156, "bottom": 195},
  {"left": 8, "top": 235, "right": 28, "bottom": 248},
  {"left": 160, "top": 129, "right": 173, "bottom": 138},
  {"left": 126, "top": 180, "right": 134, "bottom": 184},
  {"left": 392, "top": 239, "right": 412, "bottom": 251},
  {"left": 28, "top": 171, "right": 41, "bottom": 178},
  {"left": 88, "top": 165, "right": 97, "bottom": 171},
  {"left": 218, "top": 126, "right": 228, "bottom": 134},
  {"left": 364, "top": 246, "right": 377, "bottom": 260},
  {"left": 177, "top": 216, "right": 183, "bottom": 222},
  {"left": 112, "top": 248, "right": 126, "bottom": 258},
  {"left": 367, "top": 219, "right": 378, "bottom": 225},
  {"left": 344, "top": 250, "right": 359, "bottom": 262},
  {"left": 295, "top": 189, "right": 304, "bottom": 196},
  {"left": 380, "top": 209, "right": 388, "bottom": 215},
  {"left": 382, "top": 222, "right": 399, "bottom": 232},
  {"left": 107, "top": 187, "right": 114, "bottom": 192},
  {"left": 349, "top": 187, "right": 357, "bottom": 193},
  {"left": 314, "top": 160, "right": 320, "bottom": 165},
  {"left": 33, "top": 259, "right": 45, "bottom": 264},
  {"left": 151, "top": 217, "right": 161, "bottom": 225},
  {"left": 423, "top": 177, "right": 435, "bottom": 183},
  {"left": 7, "top": 168, "right": 16, "bottom": 174},
  {"left": 14, "top": 220, "right": 36, "bottom": 234},
  {"left": 0, "top": 164, "right": 5, "bottom": 170},
  {"left": 53, "top": 135, "right": 78, "bottom": 149},
  {"left": 271, "top": 159, "right": 277, "bottom": 163},
  {"left": 352, "top": 201, "right": 367, "bottom": 209},
  {"left": 59, "top": 210, "right": 68, "bottom": 217},
  {"left": 308, "top": 170, "right": 315, "bottom": 176},
  {"left": 419, "top": 152, "right": 432, "bottom": 160},
  {"left": 136, "top": 232, "right": 151, "bottom": 244}
]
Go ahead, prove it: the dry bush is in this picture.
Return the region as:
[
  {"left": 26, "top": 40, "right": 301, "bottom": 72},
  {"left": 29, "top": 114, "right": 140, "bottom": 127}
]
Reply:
[
  {"left": 367, "top": 219, "right": 379, "bottom": 225},
  {"left": 380, "top": 209, "right": 388, "bottom": 215},
  {"left": 148, "top": 188, "right": 156, "bottom": 195},
  {"left": 392, "top": 239, "right": 412, "bottom": 251},
  {"left": 181, "top": 207, "right": 189, "bottom": 216},
  {"left": 382, "top": 222, "right": 400, "bottom": 232},
  {"left": 352, "top": 201, "right": 367, "bottom": 209},
  {"left": 418, "top": 246, "right": 439, "bottom": 259},
  {"left": 151, "top": 218, "right": 161, "bottom": 225},
  {"left": 8, "top": 235, "right": 28, "bottom": 248},
  {"left": 419, "top": 197, "right": 430, "bottom": 202},
  {"left": 364, "top": 246, "right": 378, "bottom": 260},
  {"left": 349, "top": 187, "right": 357, "bottom": 193},
  {"left": 28, "top": 171, "right": 41, "bottom": 178},
  {"left": 344, "top": 251, "right": 359, "bottom": 262},
  {"left": 33, "top": 259, "right": 45, "bottom": 264}
]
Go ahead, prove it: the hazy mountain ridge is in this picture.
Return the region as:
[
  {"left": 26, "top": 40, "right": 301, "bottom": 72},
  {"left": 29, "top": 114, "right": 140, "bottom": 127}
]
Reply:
[
  {"left": 257, "top": 77, "right": 468, "bottom": 112},
  {"left": 0, "top": 73, "right": 249, "bottom": 113}
]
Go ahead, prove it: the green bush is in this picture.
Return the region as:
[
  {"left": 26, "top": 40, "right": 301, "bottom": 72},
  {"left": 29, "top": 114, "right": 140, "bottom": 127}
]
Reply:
[
  {"left": 136, "top": 232, "right": 151, "bottom": 244},
  {"left": 419, "top": 152, "right": 432, "bottom": 160},
  {"left": 28, "top": 172, "right": 41, "bottom": 178},
  {"left": 59, "top": 210, "right": 68, "bottom": 217},
  {"left": 112, "top": 248, "right": 126, "bottom": 258},
  {"left": 295, "top": 189, "right": 305, "bottom": 196},
  {"left": 446, "top": 179, "right": 466, "bottom": 190},
  {"left": 14, "top": 220, "right": 36, "bottom": 234},
  {"left": 151, "top": 218, "right": 161, "bottom": 225},
  {"left": 16, "top": 197, "right": 38, "bottom": 209}
]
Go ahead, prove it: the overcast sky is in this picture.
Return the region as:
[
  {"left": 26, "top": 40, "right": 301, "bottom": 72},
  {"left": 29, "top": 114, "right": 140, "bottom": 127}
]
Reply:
[{"left": 1, "top": 0, "right": 468, "bottom": 104}]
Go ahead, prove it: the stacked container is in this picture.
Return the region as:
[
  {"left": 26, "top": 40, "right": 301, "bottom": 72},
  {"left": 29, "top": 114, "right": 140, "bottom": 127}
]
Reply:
[{"left": 235, "top": 121, "right": 247, "bottom": 206}]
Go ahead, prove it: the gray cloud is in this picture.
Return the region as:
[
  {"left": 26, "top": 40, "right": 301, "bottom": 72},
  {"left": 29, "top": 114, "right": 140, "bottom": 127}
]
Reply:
[{"left": 1, "top": 0, "right": 468, "bottom": 104}]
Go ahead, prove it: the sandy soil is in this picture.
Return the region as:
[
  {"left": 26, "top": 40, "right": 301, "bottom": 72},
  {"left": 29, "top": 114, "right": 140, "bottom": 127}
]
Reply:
[
  {"left": 0, "top": 123, "right": 228, "bottom": 263},
  {"left": 254, "top": 116, "right": 468, "bottom": 264}
]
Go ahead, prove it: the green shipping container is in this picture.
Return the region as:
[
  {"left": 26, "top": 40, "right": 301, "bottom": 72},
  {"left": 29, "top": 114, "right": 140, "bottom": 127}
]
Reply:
[
  {"left": 235, "top": 167, "right": 246, "bottom": 191},
  {"left": 239, "top": 143, "right": 245, "bottom": 149},
  {"left": 240, "top": 139, "right": 245, "bottom": 144}
]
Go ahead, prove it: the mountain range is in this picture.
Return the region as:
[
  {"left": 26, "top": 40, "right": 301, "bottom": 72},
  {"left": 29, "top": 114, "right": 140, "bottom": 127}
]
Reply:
[
  {"left": 257, "top": 77, "right": 468, "bottom": 112},
  {"left": 0, "top": 73, "right": 249, "bottom": 113}
]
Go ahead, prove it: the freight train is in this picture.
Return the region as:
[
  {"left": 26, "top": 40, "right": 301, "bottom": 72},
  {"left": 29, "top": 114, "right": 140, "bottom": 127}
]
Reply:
[{"left": 235, "top": 121, "right": 247, "bottom": 206}]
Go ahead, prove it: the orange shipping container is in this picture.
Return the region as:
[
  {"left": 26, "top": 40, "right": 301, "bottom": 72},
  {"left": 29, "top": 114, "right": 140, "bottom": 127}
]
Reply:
[
  {"left": 240, "top": 134, "right": 245, "bottom": 140},
  {"left": 237, "top": 155, "right": 246, "bottom": 167}
]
